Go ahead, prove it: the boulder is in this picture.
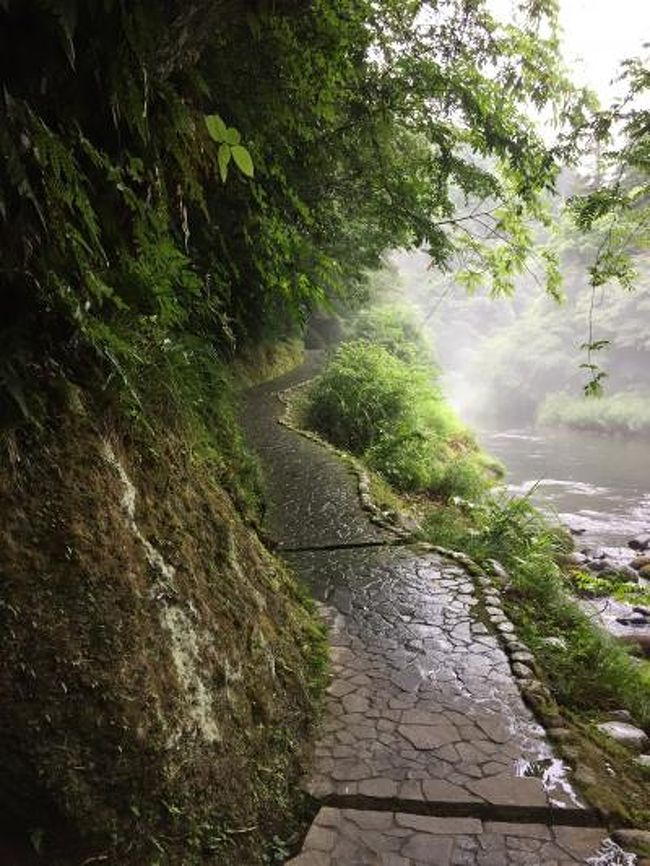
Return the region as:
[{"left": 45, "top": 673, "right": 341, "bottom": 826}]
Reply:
[
  {"left": 631, "top": 555, "right": 650, "bottom": 571},
  {"left": 618, "top": 632, "right": 650, "bottom": 656},
  {"left": 596, "top": 721, "right": 649, "bottom": 751},
  {"left": 541, "top": 636, "right": 567, "bottom": 651},
  {"left": 587, "top": 559, "right": 611, "bottom": 573},
  {"left": 616, "top": 612, "right": 649, "bottom": 627},
  {"left": 629, "top": 534, "right": 650, "bottom": 552},
  {"left": 639, "top": 564, "right": 650, "bottom": 580},
  {"left": 557, "top": 552, "right": 587, "bottom": 567},
  {"left": 616, "top": 565, "right": 640, "bottom": 582},
  {"left": 606, "top": 709, "right": 632, "bottom": 722}
]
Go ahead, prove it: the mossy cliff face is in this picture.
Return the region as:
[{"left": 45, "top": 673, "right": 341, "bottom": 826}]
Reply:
[{"left": 0, "top": 399, "right": 322, "bottom": 865}]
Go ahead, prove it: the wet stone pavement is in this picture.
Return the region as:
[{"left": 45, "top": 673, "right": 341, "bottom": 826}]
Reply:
[
  {"left": 242, "top": 352, "right": 391, "bottom": 551},
  {"left": 242, "top": 355, "right": 624, "bottom": 866}
]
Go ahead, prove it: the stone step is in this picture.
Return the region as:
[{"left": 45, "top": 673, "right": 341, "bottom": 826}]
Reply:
[
  {"left": 313, "top": 793, "right": 599, "bottom": 827},
  {"left": 286, "top": 808, "right": 616, "bottom": 866}
]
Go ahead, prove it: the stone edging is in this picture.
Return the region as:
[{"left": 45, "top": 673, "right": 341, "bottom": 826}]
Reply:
[
  {"left": 275, "top": 380, "right": 413, "bottom": 540},
  {"left": 415, "top": 543, "right": 564, "bottom": 725}
]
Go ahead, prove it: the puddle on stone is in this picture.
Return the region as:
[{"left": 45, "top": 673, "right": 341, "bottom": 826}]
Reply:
[
  {"left": 516, "top": 756, "right": 583, "bottom": 809},
  {"left": 587, "top": 838, "right": 637, "bottom": 865}
]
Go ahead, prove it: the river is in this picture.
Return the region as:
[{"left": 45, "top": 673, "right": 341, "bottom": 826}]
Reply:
[{"left": 477, "top": 427, "right": 650, "bottom": 566}]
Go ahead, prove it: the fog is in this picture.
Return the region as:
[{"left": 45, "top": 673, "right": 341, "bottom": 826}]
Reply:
[{"left": 385, "top": 245, "right": 650, "bottom": 431}]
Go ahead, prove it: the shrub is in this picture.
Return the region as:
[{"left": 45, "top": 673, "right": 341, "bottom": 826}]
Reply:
[
  {"left": 306, "top": 342, "right": 421, "bottom": 453},
  {"left": 306, "top": 340, "right": 492, "bottom": 500},
  {"left": 349, "top": 304, "right": 436, "bottom": 368},
  {"left": 538, "top": 391, "right": 650, "bottom": 435}
]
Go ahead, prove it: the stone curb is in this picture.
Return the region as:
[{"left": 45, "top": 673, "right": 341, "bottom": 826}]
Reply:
[
  {"left": 275, "top": 380, "right": 572, "bottom": 739},
  {"left": 415, "top": 542, "right": 569, "bottom": 732}
]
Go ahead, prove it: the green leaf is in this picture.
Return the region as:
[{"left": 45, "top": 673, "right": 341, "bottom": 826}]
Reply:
[
  {"left": 224, "top": 127, "right": 241, "bottom": 146},
  {"left": 204, "top": 114, "right": 227, "bottom": 143},
  {"left": 231, "top": 145, "right": 254, "bottom": 178},
  {"left": 55, "top": 0, "right": 77, "bottom": 68},
  {"left": 218, "top": 143, "right": 231, "bottom": 183}
]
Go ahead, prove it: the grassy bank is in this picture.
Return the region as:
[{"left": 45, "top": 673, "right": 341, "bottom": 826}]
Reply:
[
  {"left": 302, "top": 304, "right": 650, "bottom": 825},
  {"left": 539, "top": 391, "right": 650, "bottom": 435}
]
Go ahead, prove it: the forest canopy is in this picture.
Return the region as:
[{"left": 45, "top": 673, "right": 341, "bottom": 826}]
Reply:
[{"left": 0, "top": 0, "right": 589, "bottom": 427}]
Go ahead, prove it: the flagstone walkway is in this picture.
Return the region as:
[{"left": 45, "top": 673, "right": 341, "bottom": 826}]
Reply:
[{"left": 243, "top": 354, "right": 628, "bottom": 866}]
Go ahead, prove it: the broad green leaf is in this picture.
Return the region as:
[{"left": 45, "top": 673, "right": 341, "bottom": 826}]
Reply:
[
  {"left": 231, "top": 145, "right": 254, "bottom": 178},
  {"left": 224, "top": 127, "right": 241, "bottom": 146},
  {"left": 205, "top": 114, "right": 227, "bottom": 143},
  {"left": 218, "top": 143, "right": 231, "bottom": 183}
]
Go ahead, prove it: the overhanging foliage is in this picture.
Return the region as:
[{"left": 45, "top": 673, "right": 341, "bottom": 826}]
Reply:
[{"left": 0, "top": 0, "right": 584, "bottom": 425}]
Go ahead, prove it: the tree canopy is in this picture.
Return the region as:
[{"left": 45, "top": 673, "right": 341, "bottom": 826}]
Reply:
[{"left": 0, "top": 0, "right": 587, "bottom": 425}]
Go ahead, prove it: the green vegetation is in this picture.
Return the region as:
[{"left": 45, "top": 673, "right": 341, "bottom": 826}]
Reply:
[
  {"left": 306, "top": 313, "right": 499, "bottom": 500},
  {"left": 0, "top": 0, "right": 585, "bottom": 438},
  {"left": 1, "top": 0, "right": 648, "bottom": 857},
  {"left": 570, "top": 569, "right": 650, "bottom": 608},
  {"left": 422, "top": 495, "right": 650, "bottom": 724},
  {"left": 307, "top": 306, "right": 650, "bottom": 729},
  {"left": 345, "top": 304, "right": 436, "bottom": 368},
  {"left": 538, "top": 391, "right": 650, "bottom": 435},
  {"left": 0, "top": 332, "right": 326, "bottom": 866}
]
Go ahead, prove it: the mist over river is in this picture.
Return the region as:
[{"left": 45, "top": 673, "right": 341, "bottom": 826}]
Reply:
[{"left": 477, "top": 427, "right": 650, "bottom": 565}]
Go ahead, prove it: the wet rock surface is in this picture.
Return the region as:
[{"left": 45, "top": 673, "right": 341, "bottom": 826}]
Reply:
[
  {"left": 286, "top": 809, "right": 617, "bottom": 866},
  {"left": 286, "top": 545, "right": 582, "bottom": 814},
  {"left": 581, "top": 596, "right": 650, "bottom": 656},
  {"left": 242, "top": 352, "right": 391, "bottom": 550},
  {"left": 596, "top": 722, "right": 650, "bottom": 751},
  {"left": 242, "top": 355, "right": 629, "bottom": 865}
]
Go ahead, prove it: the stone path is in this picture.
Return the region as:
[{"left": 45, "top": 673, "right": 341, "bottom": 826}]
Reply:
[
  {"left": 243, "top": 354, "right": 628, "bottom": 866},
  {"left": 242, "top": 352, "right": 391, "bottom": 551}
]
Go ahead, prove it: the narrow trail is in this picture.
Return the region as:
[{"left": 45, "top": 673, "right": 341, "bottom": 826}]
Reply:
[{"left": 243, "top": 353, "right": 616, "bottom": 866}]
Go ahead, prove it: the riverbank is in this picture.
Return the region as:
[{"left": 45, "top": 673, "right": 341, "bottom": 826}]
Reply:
[
  {"left": 538, "top": 393, "right": 650, "bottom": 437},
  {"left": 243, "top": 352, "right": 635, "bottom": 865}
]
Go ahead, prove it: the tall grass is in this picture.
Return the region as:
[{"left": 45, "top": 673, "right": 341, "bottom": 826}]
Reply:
[
  {"left": 306, "top": 339, "right": 496, "bottom": 500},
  {"left": 539, "top": 391, "right": 650, "bottom": 435}
]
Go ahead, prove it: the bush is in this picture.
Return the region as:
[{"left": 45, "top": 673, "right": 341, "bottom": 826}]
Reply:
[
  {"left": 538, "top": 391, "right": 650, "bottom": 435},
  {"left": 306, "top": 342, "right": 421, "bottom": 453},
  {"left": 306, "top": 340, "right": 492, "bottom": 500},
  {"left": 349, "top": 304, "right": 436, "bottom": 368}
]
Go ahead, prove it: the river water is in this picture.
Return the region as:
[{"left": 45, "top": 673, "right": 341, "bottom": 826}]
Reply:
[{"left": 477, "top": 427, "right": 650, "bottom": 566}]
